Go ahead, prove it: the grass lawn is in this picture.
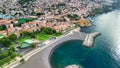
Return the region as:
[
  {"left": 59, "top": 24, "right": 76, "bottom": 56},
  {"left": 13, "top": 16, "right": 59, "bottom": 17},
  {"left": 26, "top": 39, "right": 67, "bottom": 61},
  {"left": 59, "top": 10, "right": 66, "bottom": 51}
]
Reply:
[
  {"left": 35, "top": 33, "right": 53, "bottom": 41},
  {"left": 16, "top": 37, "right": 31, "bottom": 43},
  {"left": 12, "top": 32, "right": 62, "bottom": 46},
  {"left": 35, "top": 32, "right": 62, "bottom": 41}
]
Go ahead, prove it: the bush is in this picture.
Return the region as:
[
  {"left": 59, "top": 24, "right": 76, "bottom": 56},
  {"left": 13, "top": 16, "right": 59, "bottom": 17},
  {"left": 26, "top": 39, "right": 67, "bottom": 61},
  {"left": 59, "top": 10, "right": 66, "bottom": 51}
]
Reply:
[
  {"left": 0, "top": 37, "right": 11, "bottom": 47},
  {"left": 0, "top": 25, "right": 7, "bottom": 30},
  {"left": 67, "top": 14, "right": 79, "bottom": 21},
  {"left": 8, "top": 34, "right": 17, "bottom": 41},
  {"left": 3, "top": 56, "right": 11, "bottom": 64},
  {"left": 41, "top": 27, "right": 56, "bottom": 34},
  {"left": 0, "top": 52, "right": 8, "bottom": 60},
  {"left": 20, "top": 58, "right": 25, "bottom": 63},
  {"left": 92, "top": 8, "right": 103, "bottom": 14},
  {"left": 18, "top": 18, "right": 31, "bottom": 24},
  {"left": 55, "top": 32, "right": 63, "bottom": 36},
  {"left": 21, "top": 31, "right": 32, "bottom": 37},
  {"left": 0, "top": 60, "right": 4, "bottom": 66},
  {"left": 30, "top": 33, "right": 36, "bottom": 38},
  {"left": 10, "top": 53, "right": 17, "bottom": 58},
  {"left": 18, "top": 0, "right": 34, "bottom": 4},
  {"left": 31, "top": 43, "right": 38, "bottom": 48}
]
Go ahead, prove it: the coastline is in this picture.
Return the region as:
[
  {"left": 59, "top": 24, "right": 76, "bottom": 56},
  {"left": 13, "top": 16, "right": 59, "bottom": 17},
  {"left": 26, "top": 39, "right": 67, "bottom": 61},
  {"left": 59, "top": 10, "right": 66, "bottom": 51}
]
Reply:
[{"left": 15, "top": 27, "right": 100, "bottom": 68}]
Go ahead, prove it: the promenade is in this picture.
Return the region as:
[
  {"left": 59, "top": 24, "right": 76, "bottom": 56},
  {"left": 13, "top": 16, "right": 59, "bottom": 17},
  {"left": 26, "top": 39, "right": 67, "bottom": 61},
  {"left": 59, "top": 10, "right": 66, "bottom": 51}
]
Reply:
[
  {"left": 15, "top": 28, "right": 86, "bottom": 68},
  {"left": 13, "top": 28, "right": 99, "bottom": 68}
]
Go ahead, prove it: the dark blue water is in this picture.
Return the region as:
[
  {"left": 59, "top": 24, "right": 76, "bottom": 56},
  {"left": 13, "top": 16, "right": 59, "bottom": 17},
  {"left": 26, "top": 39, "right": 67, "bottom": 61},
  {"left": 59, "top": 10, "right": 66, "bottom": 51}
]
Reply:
[{"left": 50, "top": 10, "right": 120, "bottom": 68}]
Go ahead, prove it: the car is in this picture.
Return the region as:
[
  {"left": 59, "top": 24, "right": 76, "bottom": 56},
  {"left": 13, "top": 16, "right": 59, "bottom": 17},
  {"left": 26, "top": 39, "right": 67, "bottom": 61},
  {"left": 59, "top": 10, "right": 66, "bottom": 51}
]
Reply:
[{"left": 37, "top": 42, "right": 45, "bottom": 47}]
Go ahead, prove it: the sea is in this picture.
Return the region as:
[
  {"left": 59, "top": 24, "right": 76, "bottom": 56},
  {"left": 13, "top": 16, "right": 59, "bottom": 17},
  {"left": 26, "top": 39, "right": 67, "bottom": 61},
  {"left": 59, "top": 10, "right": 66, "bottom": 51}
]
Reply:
[{"left": 50, "top": 10, "right": 120, "bottom": 68}]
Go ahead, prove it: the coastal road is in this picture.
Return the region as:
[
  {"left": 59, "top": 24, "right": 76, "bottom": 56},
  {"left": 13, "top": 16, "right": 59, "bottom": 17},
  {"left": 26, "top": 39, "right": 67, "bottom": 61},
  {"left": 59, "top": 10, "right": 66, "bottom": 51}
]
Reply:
[{"left": 15, "top": 28, "right": 87, "bottom": 68}]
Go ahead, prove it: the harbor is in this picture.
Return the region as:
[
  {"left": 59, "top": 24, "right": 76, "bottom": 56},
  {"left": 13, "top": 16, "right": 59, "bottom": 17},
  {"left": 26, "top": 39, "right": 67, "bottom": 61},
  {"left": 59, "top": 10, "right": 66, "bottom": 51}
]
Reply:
[{"left": 16, "top": 27, "right": 100, "bottom": 68}]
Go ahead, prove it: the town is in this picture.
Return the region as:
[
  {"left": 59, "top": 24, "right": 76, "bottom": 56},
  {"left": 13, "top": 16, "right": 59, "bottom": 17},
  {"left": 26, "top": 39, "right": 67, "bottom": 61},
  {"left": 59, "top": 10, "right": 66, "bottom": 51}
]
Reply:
[{"left": 0, "top": 0, "right": 104, "bottom": 67}]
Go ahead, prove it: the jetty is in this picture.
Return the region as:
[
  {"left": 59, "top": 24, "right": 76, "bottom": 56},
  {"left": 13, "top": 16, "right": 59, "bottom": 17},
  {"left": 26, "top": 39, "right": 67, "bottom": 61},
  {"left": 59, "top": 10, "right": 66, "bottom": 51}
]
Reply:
[
  {"left": 83, "top": 32, "right": 101, "bottom": 47},
  {"left": 15, "top": 28, "right": 101, "bottom": 68}
]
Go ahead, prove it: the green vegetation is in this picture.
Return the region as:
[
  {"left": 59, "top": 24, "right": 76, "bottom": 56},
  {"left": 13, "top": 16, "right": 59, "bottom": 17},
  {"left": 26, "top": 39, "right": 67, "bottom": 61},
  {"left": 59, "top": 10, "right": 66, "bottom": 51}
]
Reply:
[
  {"left": 0, "top": 27, "right": 62, "bottom": 66},
  {"left": 67, "top": 14, "right": 79, "bottom": 21},
  {"left": 0, "top": 37, "right": 11, "bottom": 47},
  {"left": 21, "top": 31, "right": 32, "bottom": 37},
  {"left": 0, "top": 9, "right": 6, "bottom": 14},
  {"left": 11, "top": 27, "right": 62, "bottom": 45},
  {"left": 35, "top": 33, "right": 52, "bottom": 41},
  {"left": 18, "top": 18, "right": 31, "bottom": 24},
  {"left": 0, "top": 25, "right": 7, "bottom": 31},
  {"left": 41, "top": 27, "right": 56, "bottom": 34},
  {"left": 8, "top": 34, "right": 17, "bottom": 41},
  {"left": 20, "top": 58, "right": 25, "bottom": 63},
  {"left": 0, "top": 47, "right": 16, "bottom": 66},
  {"left": 18, "top": 0, "right": 34, "bottom": 4},
  {"left": 92, "top": 8, "right": 103, "bottom": 14},
  {"left": 14, "top": 18, "right": 37, "bottom": 27},
  {"left": 36, "top": 12, "right": 45, "bottom": 16},
  {"left": 56, "top": 18, "right": 66, "bottom": 22},
  {"left": 57, "top": 2, "right": 66, "bottom": 8},
  {"left": 31, "top": 43, "right": 38, "bottom": 48},
  {"left": 16, "top": 37, "right": 30, "bottom": 43},
  {"left": 0, "top": 34, "right": 17, "bottom": 47},
  {"left": 18, "top": 27, "right": 62, "bottom": 41}
]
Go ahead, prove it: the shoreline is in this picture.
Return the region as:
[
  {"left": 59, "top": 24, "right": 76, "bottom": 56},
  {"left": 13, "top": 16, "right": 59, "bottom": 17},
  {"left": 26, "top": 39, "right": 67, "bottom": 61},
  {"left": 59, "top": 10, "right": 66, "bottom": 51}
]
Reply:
[{"left": 15, "top": 27, "right": 100, "bottom": 68}]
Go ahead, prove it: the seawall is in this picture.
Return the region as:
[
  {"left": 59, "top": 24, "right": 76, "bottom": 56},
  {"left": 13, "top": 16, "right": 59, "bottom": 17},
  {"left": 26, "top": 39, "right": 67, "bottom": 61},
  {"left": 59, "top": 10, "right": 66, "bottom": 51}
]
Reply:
[{"left": 15, "top": 28, "right": 100, "bottom": 68}]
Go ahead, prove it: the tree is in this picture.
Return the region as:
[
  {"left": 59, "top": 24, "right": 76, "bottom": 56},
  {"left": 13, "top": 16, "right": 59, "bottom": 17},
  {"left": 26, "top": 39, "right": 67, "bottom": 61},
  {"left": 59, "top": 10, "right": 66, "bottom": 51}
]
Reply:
[
  {"left": 18, "top": 0, "right": 34, "bottom": 4},
  {"left": 18, "top": 18, "right": 31, "bottom": 24},
  {"left": 67, "top": 14, "right": 79, "bottom": 21},
  {"left": 8, "top": 34, "right": 17, "bottom": 41},
  {"left": 0, "top": 37, "right": 11, "bottom": 47},
  {"left": 9, "top": 47, "right": 15, "bottom": 52},
  {"left": 55, "top": 31, "right": 63, "bottom": 36},
  {"left": 36, "top": 12, "right": 44, "bottom": 16},
  {"left": 10, "top": 53, "right": 17, "bottom": 58},
  {"left": 41, "top": 27, "right": 56, "bottom": 34},
  {"left": 20, "top": 58, "right": 25, "bottom": 63},
  {"left": 0, "top": 52, "right": 8, "bottom": 60},
  {"left": 3, "top": 56, "right": 11, "bottom": 64},
  {"left": 31, "top": 43, "right": 38, "bottom": 48},
  {"left": 0, "top": 60, "right": 4, "bottom": 66},
  {"left": 21, "top": 31, "right": 31, "bottom": 37},
  {"left": 30, "top": 33, "right": 36, "bottom": 38},
  {"left": 92, "top": 8, "right": 103, "bottom": 14},
  {"left": 2, "top": 52, "right": 8, "bottom": 58},
  {"left": 0, "top": 25, "right": 7, "bottom": 30}
]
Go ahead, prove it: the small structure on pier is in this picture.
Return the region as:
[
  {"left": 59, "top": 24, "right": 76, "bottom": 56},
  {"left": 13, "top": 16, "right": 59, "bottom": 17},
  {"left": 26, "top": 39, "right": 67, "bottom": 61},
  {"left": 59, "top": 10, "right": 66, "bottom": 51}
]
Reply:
[{"left": 65, "top": 65, "right": 80, "bottom": 68}]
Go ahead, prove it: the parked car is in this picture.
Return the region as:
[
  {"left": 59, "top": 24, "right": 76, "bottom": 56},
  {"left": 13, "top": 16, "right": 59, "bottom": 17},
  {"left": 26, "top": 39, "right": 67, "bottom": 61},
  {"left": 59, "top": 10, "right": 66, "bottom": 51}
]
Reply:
[{"left": 37, "top": 42, "right": 45, "bottom": 47}]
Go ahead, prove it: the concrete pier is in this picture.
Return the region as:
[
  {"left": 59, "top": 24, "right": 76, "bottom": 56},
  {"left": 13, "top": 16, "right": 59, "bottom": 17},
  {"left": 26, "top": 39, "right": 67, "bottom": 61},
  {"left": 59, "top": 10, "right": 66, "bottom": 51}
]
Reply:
[{"left": 82, "top": 32, "right": 101, "bottom": 47}]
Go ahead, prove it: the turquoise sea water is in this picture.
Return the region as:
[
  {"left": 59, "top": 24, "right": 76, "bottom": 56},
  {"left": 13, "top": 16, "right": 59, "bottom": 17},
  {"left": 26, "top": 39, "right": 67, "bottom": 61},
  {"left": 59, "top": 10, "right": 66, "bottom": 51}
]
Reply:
[{"left": 50, "top": 10, "right": 120, "bottom": 68}]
